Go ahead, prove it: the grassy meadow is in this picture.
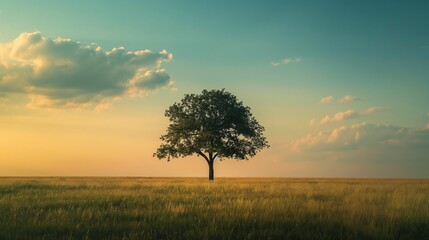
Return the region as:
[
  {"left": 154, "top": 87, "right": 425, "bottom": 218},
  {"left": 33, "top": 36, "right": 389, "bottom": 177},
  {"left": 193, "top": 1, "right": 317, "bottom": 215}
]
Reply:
[{"left": 0, "top": 177, "right": 428, "bottom": 239}]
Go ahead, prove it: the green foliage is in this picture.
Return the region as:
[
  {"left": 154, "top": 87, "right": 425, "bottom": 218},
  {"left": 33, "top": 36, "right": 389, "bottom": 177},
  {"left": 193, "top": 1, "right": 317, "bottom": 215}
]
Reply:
[
  {"left": 1, "top": 178, "right": 429, "bottom": 239},
  {"left": 154, "top": 89, "right": 269, "bottom": 162}
]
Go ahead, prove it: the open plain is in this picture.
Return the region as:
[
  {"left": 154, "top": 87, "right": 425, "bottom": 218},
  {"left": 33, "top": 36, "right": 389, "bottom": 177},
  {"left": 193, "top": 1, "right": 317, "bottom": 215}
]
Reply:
[{"left": 0, "top": 177, "right": 428, "bottom": 239}]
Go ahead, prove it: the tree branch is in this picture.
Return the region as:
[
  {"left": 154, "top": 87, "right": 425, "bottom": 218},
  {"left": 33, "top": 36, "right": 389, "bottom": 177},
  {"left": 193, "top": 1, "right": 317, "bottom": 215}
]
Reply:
[{"left": 197, "top": 150, "right": 210, "bottom": 164}]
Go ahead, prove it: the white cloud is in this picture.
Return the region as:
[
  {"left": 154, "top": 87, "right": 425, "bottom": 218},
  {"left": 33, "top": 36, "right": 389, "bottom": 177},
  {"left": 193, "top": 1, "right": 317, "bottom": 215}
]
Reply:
[
  {"left": 319, "top": 95, "right": 363, "bottom": 104},
  {"left": 362, "top": 106, "right": 387, "bottom": 115},
  {"left": 311, "top": 106, "right": 386, "bottom": 126},
  {"left": 272, "top": 57, "right": 302, "bottom": 67},
  {"left": 0, "top": 32, "right": 174, "bottom": 109},
  {"left": 339, "top": 95, "right": 360, "bottom": 103},
  {"left": 292, "top": 122, "right": 429, "bottom": 152},
  {"left": 288, "top": 122, "right": 429, "bottom": 177},
  {"left": 311, "top": 109, "right": 358, "bottom": 126},
  {"left": 320, "top": 96, "right": 334, "bottom": 104}
]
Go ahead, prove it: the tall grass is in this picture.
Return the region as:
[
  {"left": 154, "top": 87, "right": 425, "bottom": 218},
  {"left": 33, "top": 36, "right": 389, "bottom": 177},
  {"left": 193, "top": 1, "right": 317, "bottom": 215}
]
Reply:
[{"left": 0, "top": 177, "right": 428, "bottom": 239}]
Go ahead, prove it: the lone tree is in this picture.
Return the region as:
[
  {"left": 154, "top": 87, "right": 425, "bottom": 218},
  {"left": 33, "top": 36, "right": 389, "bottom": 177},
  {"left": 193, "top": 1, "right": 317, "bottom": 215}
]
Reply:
[{"left": 154, "top": 89, "right": 269, "bottom": 180}]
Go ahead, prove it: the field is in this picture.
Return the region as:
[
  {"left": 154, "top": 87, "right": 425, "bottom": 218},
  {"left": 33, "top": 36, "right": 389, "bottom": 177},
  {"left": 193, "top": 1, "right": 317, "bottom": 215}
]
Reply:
[{"left": 0, "top": 178, "right": 428, "bottom": 239}]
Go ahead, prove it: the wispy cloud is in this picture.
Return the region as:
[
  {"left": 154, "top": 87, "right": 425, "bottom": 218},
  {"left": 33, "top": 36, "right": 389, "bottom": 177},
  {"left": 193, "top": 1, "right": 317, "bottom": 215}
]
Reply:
[
  {"left": 272, "top": 57, "right": 302, "bottom": 67},
  {"left": 310, "top": 109, "right": 358, "bottom": 126},
  {"left": 320, "top": 109, "right": 358, "bottom": 125},
  {"left": 293, "top": 122, "right": 429, "bottom": 152},
  {"left": 311, "top": 107, "right": 386, "bottom": 126},
  {"left": 320, "top": 96, "right": 334, "bottom": 104},
  {"left": 319, "top": 95, "right": 362, "bottom": 104},
  {"left": 339, "top": 95, "right": 360, "bottom": 103},
  {"left": 362, "top": 106, "right": 388, "bottom": 115},
  {"left": 0, "top": 32, "right": 174, "bottom": 110}
]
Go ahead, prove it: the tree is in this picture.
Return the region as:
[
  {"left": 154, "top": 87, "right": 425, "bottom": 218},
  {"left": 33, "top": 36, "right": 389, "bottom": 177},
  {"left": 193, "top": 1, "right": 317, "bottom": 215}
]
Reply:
[{"left": 154, "top": 89, "right": 269, "bottom": 180}]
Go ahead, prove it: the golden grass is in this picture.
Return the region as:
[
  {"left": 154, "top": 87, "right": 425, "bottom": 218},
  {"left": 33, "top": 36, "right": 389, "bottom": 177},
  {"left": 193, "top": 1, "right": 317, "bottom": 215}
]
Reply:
[{"left": 0, "top": 177, "right": 428, "bottom": 239}]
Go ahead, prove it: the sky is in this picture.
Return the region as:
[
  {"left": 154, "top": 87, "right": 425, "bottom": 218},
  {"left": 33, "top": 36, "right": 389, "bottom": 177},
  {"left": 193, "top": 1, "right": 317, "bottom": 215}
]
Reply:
[{"left": 0, "top": 0, "right": 428, "bottom": 177}]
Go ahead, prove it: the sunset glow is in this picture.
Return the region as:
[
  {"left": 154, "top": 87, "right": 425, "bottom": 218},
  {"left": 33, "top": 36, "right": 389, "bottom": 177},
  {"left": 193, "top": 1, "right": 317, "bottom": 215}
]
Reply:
[{"left": 0, "top": 1, "right": 428, "bottom": 177}]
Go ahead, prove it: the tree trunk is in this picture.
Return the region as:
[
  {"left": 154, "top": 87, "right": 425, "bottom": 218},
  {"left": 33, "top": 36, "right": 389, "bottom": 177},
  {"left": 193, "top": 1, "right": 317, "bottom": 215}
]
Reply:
[{"left": 208, "top": 160, "right": 214, "bottom": 181}]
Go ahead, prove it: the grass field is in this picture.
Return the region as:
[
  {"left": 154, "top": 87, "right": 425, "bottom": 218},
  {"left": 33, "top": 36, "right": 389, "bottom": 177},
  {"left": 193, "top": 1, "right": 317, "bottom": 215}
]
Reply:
[{"left": 0, "top": 178, "right": 428, "bottom": 239}]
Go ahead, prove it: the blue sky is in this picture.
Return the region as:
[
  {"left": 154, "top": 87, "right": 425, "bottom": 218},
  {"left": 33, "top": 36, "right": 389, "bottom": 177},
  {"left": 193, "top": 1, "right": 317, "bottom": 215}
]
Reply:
[{"left": 0, "top": 1, "right": 428, "bottom": 177}]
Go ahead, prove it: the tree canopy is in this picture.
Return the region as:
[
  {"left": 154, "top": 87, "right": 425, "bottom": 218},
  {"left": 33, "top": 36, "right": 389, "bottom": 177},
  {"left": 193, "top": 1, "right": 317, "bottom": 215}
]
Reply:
[{"left": 154, "top": 89, "right": 269, "bottom": 180}]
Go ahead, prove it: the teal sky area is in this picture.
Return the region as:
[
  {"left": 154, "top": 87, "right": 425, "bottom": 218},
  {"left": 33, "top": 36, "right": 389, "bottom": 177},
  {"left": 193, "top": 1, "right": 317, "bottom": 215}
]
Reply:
[{"left": 0, "top": 1, "right": 428, "bottom": 177}]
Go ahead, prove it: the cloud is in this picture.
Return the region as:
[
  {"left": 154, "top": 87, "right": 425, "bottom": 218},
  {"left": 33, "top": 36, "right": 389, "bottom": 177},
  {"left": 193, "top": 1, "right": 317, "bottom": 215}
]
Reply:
[
  {"left": 292, "top": 122, "right": 429, "bottom": 152},
  {"left": 0, "top": 32, "right": 173, "bottom": 109},
  {"left": 311, "top": 109, "right": 358, "bottom": 126},
  {"left": 272, "top": 57, "right": 302, "bottom": 67},
  {"left": 320, "top": 109, "right": 358, "bottom": 124},
  {"left": 320, "top": 96, "right": 334, "bottom": 104},
  {"left": 319, "top": 95, "right": 363, "bottom": 104},
  {"left": 339, "top": 95, "right": 360, "bottom": 103},
  {"left": 362, "top": 106, "right": 388, "bottom": 115},
  {"left": 128, "top": 69, "right": 173, "bottom": 96},
  {"left": 311, "top": 107, "right": 386, "bottom": 126}
]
